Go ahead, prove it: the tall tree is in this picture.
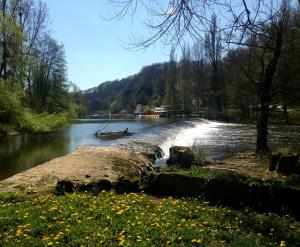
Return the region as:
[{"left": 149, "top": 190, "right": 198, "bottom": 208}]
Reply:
[
  {"left": 223, "top": 48, "right": 257, "bottom": 120},
  {"left": 192, "top": 41, "right": 206, "bottom": 115},
  {"left": 0, "top": 1, "right": 24, "bottom": 83},
  {"left": 274, "top": 15, "right": 300, "bottom": 123},
  {"left": 0, "top": 0, "right": 47, "bottom": 86},
  {"left": 231, "top": 1, "right": 293, "bottom": 154},
  {"left": 180, "top": 44, "right": 192, "bottom": 115},
  {"left": 165, "top": 45, "right": 177, "bottom": 111},
  {"left": 31, "top": 35, "right": 69, "bottom": 114},
  {"left": 204, "top": 14, "right": 224, "bottom": 112}
]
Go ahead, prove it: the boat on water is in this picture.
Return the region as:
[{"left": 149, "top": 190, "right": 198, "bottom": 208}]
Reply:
[{"left": 95, "top": 128, "right": 131, "bottom": 139}]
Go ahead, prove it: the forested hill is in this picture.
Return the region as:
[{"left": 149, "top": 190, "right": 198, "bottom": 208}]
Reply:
[
  {"left": 85, "top": 63, "right": 168, "bottom": 113},
  {"left": 83, "top": 13, "right": 300, "bottom": 124}
]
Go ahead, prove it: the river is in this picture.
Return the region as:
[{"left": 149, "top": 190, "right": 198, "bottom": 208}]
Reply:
[{"left": 0, "top": 119, "right": 300, "bottom": 180}]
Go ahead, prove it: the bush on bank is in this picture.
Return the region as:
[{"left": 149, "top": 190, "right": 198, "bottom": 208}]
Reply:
[
  {"left": 0, "top": 80, "right": 75, "bottom": 135},
  {"left": 19, "top": 110, "right": 69, "bottom": 133}
]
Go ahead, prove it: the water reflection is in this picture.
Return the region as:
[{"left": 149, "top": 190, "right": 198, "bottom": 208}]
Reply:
[{"left": 0, "top": 132, "right": 70, "bottom": 180}]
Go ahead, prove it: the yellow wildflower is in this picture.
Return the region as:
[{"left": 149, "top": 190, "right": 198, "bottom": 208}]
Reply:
[{"left": 280, "top": 240, "right": 286, "bottom": 247}]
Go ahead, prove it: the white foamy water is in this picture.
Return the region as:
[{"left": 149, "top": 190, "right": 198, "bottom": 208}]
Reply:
[{"left": 159, "top": 121, "right": 224, "bottom": 158}]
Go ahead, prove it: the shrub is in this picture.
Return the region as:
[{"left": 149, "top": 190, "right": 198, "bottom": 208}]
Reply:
[
  {"left": 0, "top": 80, "right": 69, "bottom": 134},
  {"left": 19, "top": 110, "right": 68, "bottom": 133}
]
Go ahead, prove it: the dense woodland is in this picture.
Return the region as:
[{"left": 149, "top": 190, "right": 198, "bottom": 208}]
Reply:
[
  {"left": 0, "top": 0, "right": 83, "bottom": 134},
  {"left": 84, "top": 63, "right": 168, "bottom": 114}
]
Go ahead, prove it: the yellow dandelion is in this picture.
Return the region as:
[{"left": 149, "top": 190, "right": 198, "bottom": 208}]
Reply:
[
  {"left": 280, "top": 240, "right": 286, "bottom": 247},
  {"left": 116, "top": 210, "right": 124, "bottom": 215}
]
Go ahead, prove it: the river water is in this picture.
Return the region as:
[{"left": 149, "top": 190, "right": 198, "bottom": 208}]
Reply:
[{"left": 0, "top": 119, "right": 299, "bottom": 180}]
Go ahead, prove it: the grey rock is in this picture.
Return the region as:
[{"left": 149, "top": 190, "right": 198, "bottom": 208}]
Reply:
[
  {"left": 275, "top": 153, "right": 299, "bottom": 175},
  {"left": 119, "top": 141, "right": 164, "bottom": 162},
  {"left": 167, "top": 146, "right": 195, "bottom": 169}
]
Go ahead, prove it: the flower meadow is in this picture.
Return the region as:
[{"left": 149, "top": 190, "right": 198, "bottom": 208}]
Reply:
[{"left": 0, "top": 192, "right": 299, "bottom": 246}]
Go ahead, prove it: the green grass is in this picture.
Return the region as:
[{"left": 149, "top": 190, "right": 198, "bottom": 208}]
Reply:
[
  {"left": 163, "top": 166, "right": 300, "bottom": 189},
  {"left": 273, "top": 148, "right": 293, "bottom": 156},
  {"left": 0, "top": 191, "right": 299, "bottom": 246},
  {"left": 163, "top": 166, "right": 214, "bottom": 179}
]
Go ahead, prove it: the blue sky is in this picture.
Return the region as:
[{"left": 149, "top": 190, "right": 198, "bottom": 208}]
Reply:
[{"left": 45, "top": 0, "right": 170, "bottom": 90}]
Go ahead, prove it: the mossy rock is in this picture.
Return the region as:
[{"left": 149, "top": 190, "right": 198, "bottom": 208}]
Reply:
[
  {"left": 55, "top": 179, "right": 112, "bottom": 195},
  {"left": 269, "top": 153, "right": 280, "bottom": 171},
  {"left": 116, "top": 177, "right": 140, "bottom": 194},
  {"left": 276, "top": 154, "right": 299, "bottom": 175},
  {"left": 143, "top": 173, "right": 206, "bottom": 197},
  {"left": 142, "top": 172, "right": 300, "bottom": 219},
  {"left": 167, "top": 146, "right": 195, "bottom": 169},
  {"left": 77, "top": 179, "right": 112, "bottom": 194},
  {"left": 55, "top": 180, "right": 74, "bottom": 195}
]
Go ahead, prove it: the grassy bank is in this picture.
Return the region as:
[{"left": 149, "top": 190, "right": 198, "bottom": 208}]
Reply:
[
  {"left": 0, "top": 80, "right": 76, "bottom": 136},
  {"left": 0, "top": 192, "right": 299, "bottom": 247},
  {"left": 163, "top": 164, "right": 300, "bottom": 188},
  {"left": 0, "top": 110, "right": 69, "bottom": 135},
  {"left": 19, "top": 111, "right": 69, "bottom": 133}
]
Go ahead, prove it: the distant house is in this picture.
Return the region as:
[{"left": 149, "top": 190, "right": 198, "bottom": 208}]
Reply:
[
  {"left": 134, "top": 104, "right": 144, "bottom": 115},
  {"left": 152, "top": 105, "right": 169, "bottom": 116},
  {"left": 120, "top": 109, "right": 128, "bottom": 115}
]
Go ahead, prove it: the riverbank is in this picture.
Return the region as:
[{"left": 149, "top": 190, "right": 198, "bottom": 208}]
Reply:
[
  {"left": 0, "top": 130, "right": 19, "bottom": 138},
  {"left": 0, "top": 146, "right": 154, "bottom": 194},
  {"left": 0, "top": 146, "right": 300, "bottom": 246},
  {"left": 0, "top": 112, "right": 70, "bottom": 140}
]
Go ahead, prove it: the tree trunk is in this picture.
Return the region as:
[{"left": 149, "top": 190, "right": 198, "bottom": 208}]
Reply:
[
  {"left": 256, "top": 35, "right": 283, "bottom": 155},
  {"left": 256, "top": 83, "right": 271, "bottom": 154},
  {"left": 283, "top": 103, "right": 289, "bottom": 124}
]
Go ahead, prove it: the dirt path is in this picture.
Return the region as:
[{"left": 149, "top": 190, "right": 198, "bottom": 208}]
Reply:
[{"left": 205, "top": 152, "right": 284, "bottom": 180}]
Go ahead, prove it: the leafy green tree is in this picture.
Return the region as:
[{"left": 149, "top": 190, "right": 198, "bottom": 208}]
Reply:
[
  {"left": 143, "top": 105, "right": 151, "bottom": 114},
  {"left": 0, "top": 0, "right": 79, "bottom": 133},
  {"left": 30, "top": 35, "right": 70, "bottom": 114},
  {"left": 109, "top": 99, "right": 122, "bottom": 113},
  {"left": 0, "top": 10, "right": 24, "bottom": 83},
  {"left": 0, "top": 79, "right": 24, "bottom": 130}
]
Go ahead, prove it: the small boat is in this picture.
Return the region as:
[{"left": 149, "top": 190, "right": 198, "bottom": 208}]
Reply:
[{"left": 95, "top": 128, "right": 131, "bottom": 139}]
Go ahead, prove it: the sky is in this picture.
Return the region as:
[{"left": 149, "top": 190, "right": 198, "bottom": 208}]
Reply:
[{"left": 45, "top": 0, "right": 170, "bottom": 90}]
